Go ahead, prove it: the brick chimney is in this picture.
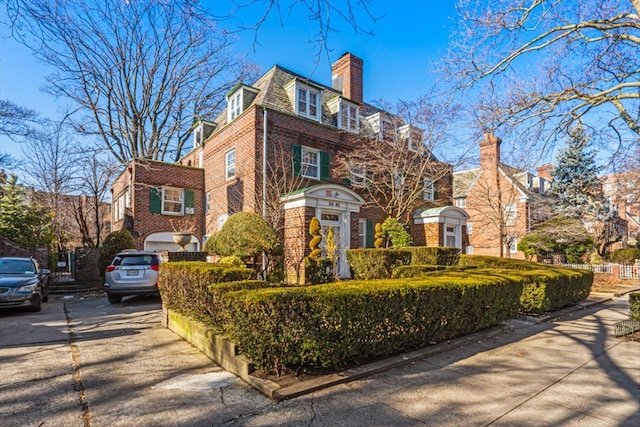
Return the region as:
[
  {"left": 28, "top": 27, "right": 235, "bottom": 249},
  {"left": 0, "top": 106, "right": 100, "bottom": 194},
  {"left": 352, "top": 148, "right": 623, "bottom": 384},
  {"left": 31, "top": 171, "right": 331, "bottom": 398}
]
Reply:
[
  {"left": 537, "top": 164, "right": 553, "bottom": 181},
  {"left": 331, "top": 53, "right": 363, "bottom": 104},
  {"left": 479, "top": 132, "right": 501, "bottom": 171}
]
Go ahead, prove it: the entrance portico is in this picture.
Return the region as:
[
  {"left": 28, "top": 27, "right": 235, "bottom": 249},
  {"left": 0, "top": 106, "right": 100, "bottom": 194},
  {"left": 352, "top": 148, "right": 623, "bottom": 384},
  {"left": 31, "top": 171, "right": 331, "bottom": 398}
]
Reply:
[{"left": 281, "top": 184, "right": 365, "bottom": 282}]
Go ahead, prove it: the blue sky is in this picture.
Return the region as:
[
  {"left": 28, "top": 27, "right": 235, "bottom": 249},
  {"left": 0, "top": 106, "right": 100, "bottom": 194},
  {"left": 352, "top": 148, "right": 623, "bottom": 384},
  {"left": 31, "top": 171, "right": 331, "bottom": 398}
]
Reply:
[{"left": 0, "top": 1, "right": 459, "bottom": 160}]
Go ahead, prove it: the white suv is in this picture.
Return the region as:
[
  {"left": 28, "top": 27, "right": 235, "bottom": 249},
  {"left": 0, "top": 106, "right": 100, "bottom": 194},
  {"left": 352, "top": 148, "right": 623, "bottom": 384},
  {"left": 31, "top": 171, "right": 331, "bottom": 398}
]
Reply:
[{"left": 104, "top": 250, "right": 161, "bottom": 303}]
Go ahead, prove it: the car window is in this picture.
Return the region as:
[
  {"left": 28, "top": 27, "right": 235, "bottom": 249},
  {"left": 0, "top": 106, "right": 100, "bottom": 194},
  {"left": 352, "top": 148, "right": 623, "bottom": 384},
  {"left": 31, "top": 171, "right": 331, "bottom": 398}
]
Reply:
[
  {"left": 113, "top": 255, "right": 158, "bottom": 266},
  {"left": 0, "top": 259, "right": 36, "bottom": 274}
]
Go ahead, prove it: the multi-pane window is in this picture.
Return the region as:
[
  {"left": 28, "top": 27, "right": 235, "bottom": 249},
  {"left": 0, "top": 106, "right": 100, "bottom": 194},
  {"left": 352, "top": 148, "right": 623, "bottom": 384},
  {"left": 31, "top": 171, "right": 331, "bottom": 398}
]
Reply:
[
  {"left": 228, "top": 91, "right": 242, "bottom": 121},
  {"left": 467, "top": 223, "right": 473, "bottom": 235},
  {"left": 205, "top": 192, "right": 211, "bottom": 213},
  {"left": 507, "top": 235, "right": 518, "bottom": 253},
  {"left": 301, "top": 148, "right": 319, "bottom": 179},
  {"left": 423, "top": 179, "right": 434, "bottom": 201},
  {"left": 351, "top": 166, "right": 366, "bottom": 188},
  {"left": 455, "top": 197, "right": 466, "bottom": 208},
  {"left": 226, "top": 148, "right": 236, "bottom": 180},
  {"left": 297, "top": 86, "right": 320, "bottom": 120},
  {"left": 217, "top": 214, "right": 228, "bottom": 230},
  {"left": 339, "top": 102, "right": 359, "bottom": 132},
  {"left": 359, "top": 219, "right": 367, "bottom": 248},
  {"left": 162, "top": 188, "right": 183, "bottom": 215},
  {"left": 113, "top": 186, "right": 131, "bottom": 222},
  {"left": 504, "top": 203, "right": 516, "bottom": 226}
]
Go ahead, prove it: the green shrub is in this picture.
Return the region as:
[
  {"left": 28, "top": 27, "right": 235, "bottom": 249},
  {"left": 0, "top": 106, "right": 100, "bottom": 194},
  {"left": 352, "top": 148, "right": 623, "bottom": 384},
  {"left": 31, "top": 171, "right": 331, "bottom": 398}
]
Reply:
[
  {"left": 382, "top": 218, "right": 413, "bottom": 248},
  {"left": 630, "top": 293, "right": 640, "bottom": 321},
  {"left": 222, "top": 273, "right": 522, "bottom": 373},
  {"left": 392, "top": 265, "right": 444, "bottom": 278},
  {"left": 98, "top": 230, "right": 135, "bottom": 279},
  {"left": 374, "top": 222, "right": 384, "bottom": 248},
  {"left": 346, "top": 249, "right": 411, "bottom": 279},
  {"left": 304, "top": 256, "right": 333, "bottom": 285},
  {"left": 308, "top": 217, "right": 322, "bottom": 261},
  {"left": 610, "top": 248, "right": 640, "bottom": 264},
  {"left": 407, "top": 247, "right": 460, "bottom": 266},
  {"left": 158, "top": 261, "right": 257, "bottom": 328},
  {"left": 218, "top": 256, "right": 245, "bottom": 267}
]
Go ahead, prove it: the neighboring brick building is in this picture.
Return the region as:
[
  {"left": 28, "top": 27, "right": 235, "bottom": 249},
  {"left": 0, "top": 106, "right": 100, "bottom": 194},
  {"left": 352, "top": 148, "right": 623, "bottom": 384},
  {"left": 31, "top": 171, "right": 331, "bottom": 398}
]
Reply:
[
  {"left": 602, "top": 171, "right": 640, "bottom": 247},
  {"left": 453, "top": 133, "right": 553, "bottom": 259},
  {"left": 112, "top": 53, "right": 467, "bottom": 281}
]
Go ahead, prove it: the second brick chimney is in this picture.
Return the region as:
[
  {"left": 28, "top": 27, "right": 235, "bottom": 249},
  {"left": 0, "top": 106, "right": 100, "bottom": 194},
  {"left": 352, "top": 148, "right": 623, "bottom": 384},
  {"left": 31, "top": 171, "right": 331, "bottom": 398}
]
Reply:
[{"left": 331, "top": 53, "right": 363, "bottom": 104}]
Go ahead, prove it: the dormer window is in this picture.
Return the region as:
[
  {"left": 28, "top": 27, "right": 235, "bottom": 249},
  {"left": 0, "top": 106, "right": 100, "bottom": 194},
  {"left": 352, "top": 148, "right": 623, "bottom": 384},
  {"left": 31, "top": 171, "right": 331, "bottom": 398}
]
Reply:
[
  {"left": 296, "top": 85, "right": 321, "bottom": 121},
  {"left": 339, "top": 101, "right": 359, "bottom": 132},
  {"left": 227, "top": 91, "right": 242, "bottom": 121}
]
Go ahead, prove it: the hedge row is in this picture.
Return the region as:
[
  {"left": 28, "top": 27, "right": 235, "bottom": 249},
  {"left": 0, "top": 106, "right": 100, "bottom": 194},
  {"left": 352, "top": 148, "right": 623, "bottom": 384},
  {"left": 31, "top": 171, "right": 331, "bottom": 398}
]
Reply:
[
  {"left": 406, "top": 247, "right": 461, "bottom": 266},
  {"left": 222, "top": 274, "right": 522, "bottom": 374},
  {"left": 346, "top": 249, "right": 411, "bottom": 280},
  {"left": 158, "top": 262, "right": 259, "bottom": 328}
]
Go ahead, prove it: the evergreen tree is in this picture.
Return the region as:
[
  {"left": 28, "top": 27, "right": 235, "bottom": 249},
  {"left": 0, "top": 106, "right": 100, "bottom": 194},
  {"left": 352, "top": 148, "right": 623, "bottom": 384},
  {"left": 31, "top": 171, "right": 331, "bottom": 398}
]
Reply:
[
  {"left": 0, "top": 174, "right": 54, "bottom": 248},
  {"left": 550, "top": 125, "right": 609, "bottom": 221}
]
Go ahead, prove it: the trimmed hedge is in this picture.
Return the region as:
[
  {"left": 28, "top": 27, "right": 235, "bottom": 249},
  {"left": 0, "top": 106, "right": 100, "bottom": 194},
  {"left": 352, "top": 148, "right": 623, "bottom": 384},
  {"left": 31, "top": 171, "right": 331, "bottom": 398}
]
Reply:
[
  {"left": 346, "top": 249, "right": 411, "bottom": 280},
  {"left": 393, "top": 265, "right": 445, "bottom": 278},
  {"left": 158, "top": 261, "right": 258, "bottom": 327},
  {"left": 407, "top": 247, "right": 461, "bottom": 266},
  {"left": 630, "top": 293, "right": 640, "bottom": 321},
  {"left": 222, "top": 273, "right": 522, "bottom": 373}
]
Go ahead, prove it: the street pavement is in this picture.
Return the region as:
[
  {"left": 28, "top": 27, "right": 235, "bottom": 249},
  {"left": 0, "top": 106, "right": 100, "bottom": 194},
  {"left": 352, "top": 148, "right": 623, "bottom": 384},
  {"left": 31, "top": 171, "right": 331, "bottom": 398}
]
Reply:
[{"left": 0, "top": 292, "right": 638, "bottom": 426}]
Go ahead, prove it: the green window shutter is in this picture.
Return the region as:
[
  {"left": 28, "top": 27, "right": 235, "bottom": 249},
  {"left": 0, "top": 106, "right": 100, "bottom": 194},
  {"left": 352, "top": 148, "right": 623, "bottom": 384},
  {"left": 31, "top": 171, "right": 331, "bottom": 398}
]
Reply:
[
  {"left": 150, "top": 187, "right": 162, "bottom": 213},
  {"left": 184, "top": 190, "right": 195, "bottom": 215},
  {"left": 342, "top": 177, "right": 351, "bottom": 186},
  {"left": 292, "top": 144, "right": 301, "bottom": 176},
  {"left": 320, "top": 151, "right": 330, "bottom": 181},
  {"left": 365, "top": 220, "right": 374, "bottom": 248}
]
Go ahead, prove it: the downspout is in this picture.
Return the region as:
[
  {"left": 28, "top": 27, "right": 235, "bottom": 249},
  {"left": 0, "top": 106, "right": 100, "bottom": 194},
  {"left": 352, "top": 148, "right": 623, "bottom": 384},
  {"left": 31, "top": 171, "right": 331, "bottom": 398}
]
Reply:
[{"left": 262, "top": 108, "right": 268, "bottom": 279}]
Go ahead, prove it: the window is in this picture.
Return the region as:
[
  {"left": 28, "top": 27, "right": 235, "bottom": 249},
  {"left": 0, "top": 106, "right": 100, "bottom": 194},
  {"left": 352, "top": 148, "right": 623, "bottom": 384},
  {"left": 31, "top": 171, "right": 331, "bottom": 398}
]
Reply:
[
  {"left": 297, "top": 86, "right": 320, "bottom": 120},
  {"left": 455, "top": 197, "right": 466, "bottom": 208},
  {"left": 466, "top": 246, "right": 473, "bottom": 254},
  {"left": 292, "top": 145, "right": 330, "bottom": 180},
  {"left": 507, "top": 235, "right": 518, "bottom": 254},
  {"left": 217, "top": 214, "right": 228, "bottom": 230},
  {"left": 467, "top": 223, "right": 473, "bottom": 235},
  {"left": 226, "top": 148, "right": 236, "bottom": 180},
  {"left": 423, "top": 179, "right": 434, "bottom": 201},
  {"left": 198, "top": 149, "right": 204, "bottom": 168},
  {"left": 504, "top": 203, "right": 516, "bottom": 227},
  {"left": 162, "top": 188, "right": 183, "bottom": 215},
  {"left": 113, "top": 186, "right": 130, "bottom": 222},
  {"left": 205, "top": 192, "right": 211, "bottom": 213},
  {"left": 302, "top": 148, "right": 319, "bottom": 179},
  {"left": 359, "top": 219, "right": 367, "bottom": 248},
  {"left": 339, "top": 102, "right": 359, "bottom": 132},
  {"left": 351, "top": 166, "right": 367, "bottom": 188},
  {"left": 227, "top": 91, "right": 242, "bottom": 121}
]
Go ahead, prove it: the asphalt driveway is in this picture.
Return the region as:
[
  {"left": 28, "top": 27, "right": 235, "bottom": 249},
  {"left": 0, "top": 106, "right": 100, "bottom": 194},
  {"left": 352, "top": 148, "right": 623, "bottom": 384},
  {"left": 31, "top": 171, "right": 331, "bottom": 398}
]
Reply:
[{"left": 0, "top": 293, "right": 638, "bottom": 426}]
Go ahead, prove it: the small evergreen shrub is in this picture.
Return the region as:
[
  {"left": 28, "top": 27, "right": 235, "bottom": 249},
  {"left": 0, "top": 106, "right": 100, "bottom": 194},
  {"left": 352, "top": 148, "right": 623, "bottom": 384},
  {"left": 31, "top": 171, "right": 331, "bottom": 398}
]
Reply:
[
  {"left": 382, "top": 218, "right": 413, "bottom": 248},
  {"left": 346, "top": 249, "right": 411, "bottom": 279},
  {"left": 374, "top": 222, "right": 384, "bottom": 248},
  {"left": 218, "top": 256, "right": 245, "bottom": 267},
  {"left": 630, "top": 293, "right": 640, "bottom": 321}
]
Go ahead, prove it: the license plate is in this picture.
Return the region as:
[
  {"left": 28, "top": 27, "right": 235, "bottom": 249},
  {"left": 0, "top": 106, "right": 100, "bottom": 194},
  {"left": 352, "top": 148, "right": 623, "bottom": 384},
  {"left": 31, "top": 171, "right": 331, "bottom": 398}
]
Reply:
[{"left": 126, "top": 270, "right": 139, "bottom": 276}]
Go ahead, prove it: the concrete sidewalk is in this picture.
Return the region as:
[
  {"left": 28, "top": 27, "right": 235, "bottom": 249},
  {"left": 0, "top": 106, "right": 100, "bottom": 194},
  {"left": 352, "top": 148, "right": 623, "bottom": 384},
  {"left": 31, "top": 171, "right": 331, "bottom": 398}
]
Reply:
[{"left": 225, "top": 296, "right": 640, "bottom": 426}]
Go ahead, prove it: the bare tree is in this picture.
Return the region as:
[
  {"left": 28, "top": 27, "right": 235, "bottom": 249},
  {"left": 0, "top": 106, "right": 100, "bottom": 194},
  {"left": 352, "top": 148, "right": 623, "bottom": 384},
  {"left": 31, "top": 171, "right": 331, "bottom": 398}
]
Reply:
[
  {"left": 74, "top": 151, "right": 118, "bottom": 247},
  {"left": 6, "top": 0, "right": 258, "bottom": 164},
  {"left": 441, "top": 0, "right": 640, "bottom": 158},
  {"left": 20, "top": 125, "right": 80, "bottom": 251},
  {"left": 0, "top": 99, "right": 41, "bottom": 139}
]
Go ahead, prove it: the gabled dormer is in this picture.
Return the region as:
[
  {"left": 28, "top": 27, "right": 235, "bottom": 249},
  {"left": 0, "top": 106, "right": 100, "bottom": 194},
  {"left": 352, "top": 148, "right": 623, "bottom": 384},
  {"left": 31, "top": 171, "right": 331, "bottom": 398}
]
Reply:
[
  {"left": 192, "top": 120, "right": 216, "bottom": 149},
  {"left": 284, "top": 78, "right": 323, "bottom": 122},
  {"left": 398, "top": 124, "right": 424, "bottom": 152},
  {"left": 364, "top": 112, "right": 401, "bottom": 143},
  {"left": 226, "top": 84, "right": 259, "bottom": 122},
  {"left": 327, "top": 96, "right": 360, "bottom": 133}
]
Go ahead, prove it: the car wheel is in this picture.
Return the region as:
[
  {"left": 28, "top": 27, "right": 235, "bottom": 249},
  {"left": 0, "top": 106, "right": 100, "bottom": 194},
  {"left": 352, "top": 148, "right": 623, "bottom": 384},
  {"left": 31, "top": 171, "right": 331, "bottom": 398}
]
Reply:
[
  {"left": 107, "top": 293, "right": 123, "bottom": 304},
  {"left": 27, "top": 295, "right": 42, "bottom": 312}
]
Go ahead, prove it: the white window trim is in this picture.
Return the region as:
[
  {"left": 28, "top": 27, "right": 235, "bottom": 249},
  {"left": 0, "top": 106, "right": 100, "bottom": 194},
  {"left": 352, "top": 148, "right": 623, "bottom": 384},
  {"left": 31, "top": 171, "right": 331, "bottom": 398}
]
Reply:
[
  {"left": 423, "top": 179, "right": 434, "bottom": 201},
  {"left": 217, "top": 214, "right": 229, "bottom": 231},
  {"left": 504, "top": 203, "right": 517, "bottom": 226},
  {"left": 301, "top": 147, "right": 320, "bottom": 180},
  {"left": 227, "top": 91, "right": 242, "bottom": 122},
  {"left": 507, "top": 235, "right": 518, "bottom": 254},
  {"left": 226, "top": 148, "right": 236, "bottom": 180},
  {"left": 296, "top": 84, "right": 321, "bottom": 121},
  {"left": 162, "top": 187, "right": 184, "bottom": 216},
  {"left": 455, "top": 197, "right": 466, "bottom": 208},
  {"left": 358, "top": 218, "right": 367, "bottom": 249},
  {"left": 205, "top": 192, "right": 211, "bottom": 213},
  {"left": 338, "top": 100, "right": 359, "bottom": 133}
]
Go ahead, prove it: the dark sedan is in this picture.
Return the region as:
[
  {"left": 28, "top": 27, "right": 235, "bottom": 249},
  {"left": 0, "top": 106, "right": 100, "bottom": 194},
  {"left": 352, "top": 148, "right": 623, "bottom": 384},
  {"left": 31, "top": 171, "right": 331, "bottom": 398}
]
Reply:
[{"left": 0, "top": 257, "right": 50, "bottom": 312}]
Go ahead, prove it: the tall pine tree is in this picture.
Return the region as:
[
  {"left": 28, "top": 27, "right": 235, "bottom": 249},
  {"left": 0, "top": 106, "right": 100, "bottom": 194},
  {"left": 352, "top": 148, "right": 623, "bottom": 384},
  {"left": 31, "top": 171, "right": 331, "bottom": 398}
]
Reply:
[{"left": 550, "top": 125, "right": 610, "bottom": 221}]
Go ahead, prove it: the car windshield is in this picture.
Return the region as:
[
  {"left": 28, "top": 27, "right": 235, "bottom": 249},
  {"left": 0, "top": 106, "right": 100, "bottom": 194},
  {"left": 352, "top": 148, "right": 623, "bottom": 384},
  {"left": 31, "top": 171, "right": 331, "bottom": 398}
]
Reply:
[{"left": 0, "top": 259, "right": 36, "bottom": 274}]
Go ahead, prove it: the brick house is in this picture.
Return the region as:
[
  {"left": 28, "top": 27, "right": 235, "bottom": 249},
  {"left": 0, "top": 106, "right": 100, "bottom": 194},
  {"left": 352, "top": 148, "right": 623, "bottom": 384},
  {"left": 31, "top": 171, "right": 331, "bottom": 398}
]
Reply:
[
  {"left": 453, "top": 133, "right": 553, "bottom": 259},
  {"left": 602, "top": 171, "right": 639, "bottom": 247},
  {"left": 111, "top": 53, "right": 467, "bottom": 281}
]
